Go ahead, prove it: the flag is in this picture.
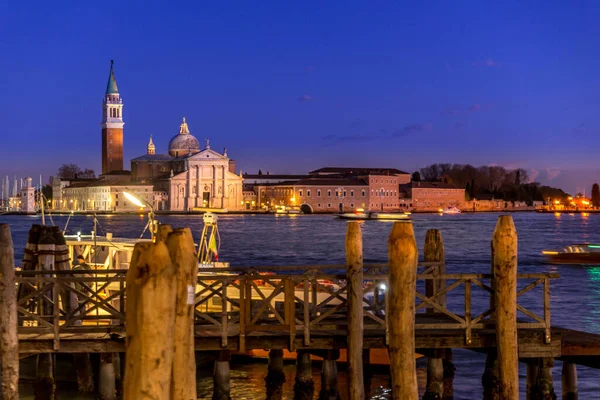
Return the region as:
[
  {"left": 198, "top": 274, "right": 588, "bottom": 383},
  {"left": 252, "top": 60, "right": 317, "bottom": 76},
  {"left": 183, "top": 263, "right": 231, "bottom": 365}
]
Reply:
[{"left": 208, "top": 233, "right": 219, "bottom": 261}]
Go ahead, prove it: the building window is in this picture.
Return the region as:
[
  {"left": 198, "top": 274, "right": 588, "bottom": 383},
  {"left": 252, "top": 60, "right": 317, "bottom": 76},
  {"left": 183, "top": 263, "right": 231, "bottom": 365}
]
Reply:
[
  {"left": 317, "top": 190, "right": 321, "bottom": 197},
  {"left": 343, "top": 191, "right": 347, "bottom": 196},
  {"left": 307, "top": 190, "right": 311, "bottom": 197},
  {"left": 327, "top": 203, "right": 331, "bottom": 208},
  {"left": 327, "top": 190, "right": 331, "bottom": 197},
  {"left": 299, "top": 190, "right": 303, "bottom": 197},
  {"left": 350, "top": 190, "right": 354, "bottom": 197},
  {"left": 317, "top": 203, "right": 321, "bottom": 207},
  {"left": 362, "top": 190, "right": 365, "bottom": 197},
  {"left": 115, "top": 201, "right": 119, "bottom": 206},
  {"left": 351, "top": 203, "right": 354, "bottom": 208}
]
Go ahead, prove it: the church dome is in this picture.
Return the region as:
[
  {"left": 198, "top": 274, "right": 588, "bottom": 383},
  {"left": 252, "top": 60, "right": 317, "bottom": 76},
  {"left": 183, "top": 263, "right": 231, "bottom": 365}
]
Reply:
[{"left": 168, "top": 117, "right": 200, "bottom": 157}]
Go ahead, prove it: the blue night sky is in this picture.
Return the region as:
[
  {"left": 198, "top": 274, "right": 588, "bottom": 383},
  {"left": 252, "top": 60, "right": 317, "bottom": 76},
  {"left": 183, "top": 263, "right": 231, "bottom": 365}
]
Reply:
[{"left": 1, "top": 1, "right": 600, "bottom": 193}]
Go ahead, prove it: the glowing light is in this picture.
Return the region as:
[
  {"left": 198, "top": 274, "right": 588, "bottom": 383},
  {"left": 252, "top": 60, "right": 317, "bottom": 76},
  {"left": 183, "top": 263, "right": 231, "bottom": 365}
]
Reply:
[
  {"left": 240, "top": 201, "right": 244, "bottom": 205},
  {"left": 542, "top": 251, "right": 558, "bottom": 255},
  {"left": 582, "top": 200, "right": 590, "bottom": 205},
  {"left": 379, "top": 283, "right": 387, "bottom": 291},
  {"left": 554, "top": 212, "right": 561, "bottom": 217},
  {"left": 291, "top": 197, "right": 296, "bottom": 203},
  {"left": 554, "top": 200, "right": 560, "bottom": 204},
  {"left": 123, "top": 191, "right": 146, "bottom": 208}
]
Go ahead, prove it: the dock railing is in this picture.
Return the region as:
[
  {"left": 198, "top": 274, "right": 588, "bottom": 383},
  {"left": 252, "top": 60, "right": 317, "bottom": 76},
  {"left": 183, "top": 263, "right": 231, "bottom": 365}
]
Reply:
[{"left": 14, "top": 262, "right": 558, "bottom": 352}]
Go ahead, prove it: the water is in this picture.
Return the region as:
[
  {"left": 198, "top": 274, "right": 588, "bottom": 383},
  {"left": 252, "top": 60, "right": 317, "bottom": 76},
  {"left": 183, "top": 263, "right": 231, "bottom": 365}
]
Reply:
[{"left": 2, "top": 212, "right": 600, "bottom": 399}]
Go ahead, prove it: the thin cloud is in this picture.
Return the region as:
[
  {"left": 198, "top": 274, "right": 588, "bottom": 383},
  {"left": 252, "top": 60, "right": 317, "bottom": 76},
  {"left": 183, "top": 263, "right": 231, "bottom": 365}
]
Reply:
[
  {"left": 473, "top": 57, "right": 501, "bottom": 67},
  {"left": 298, "top": 95, "right": 313, "bottom": 102},
  {"left": 545, "top": 168, "right": 561, "bottom": 181},
  {"left": 392, "top": 123, "right": 433, "bottom": 137},
  {"left": 468, "top": 104, "right": 482, "bottom": 113}
]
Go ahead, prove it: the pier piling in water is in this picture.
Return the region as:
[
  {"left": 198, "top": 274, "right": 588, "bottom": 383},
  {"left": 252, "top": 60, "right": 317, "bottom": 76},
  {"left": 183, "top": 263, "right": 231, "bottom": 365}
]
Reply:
[
  {"left": 213, "top": 350, "right": 231, "bottom": 400},
  {"left": 562, "top": 361, "right": 578, "bottom": 400},
  {"left": 0, "top": 224, "right": 18, "bottom": 399},
  {"left": 424, "top": 349, "right": 444, "bottom": 400},
  {"left": 265, "top": 349, "right": 285, "bottom": 400},
  {"left": 318, "top": 350, "right": 340, "bottom": 400},
  {"left": 98, "top": 353, "right": 116, "bottom": 400},
  {"left": 345, "top": 221, "right": 364, "bottom": 400},
  {"left": 293, "top": 350, "right": 314, "bottom": 400},
  {"left": 537, "top": 358, "right": 556, "bottom": 399},
  {"left": 526, "top": 359, "right": 540, "bottom": 400},
  {"left": 492, "top": 215, "right": 519, "bottom": 400}
]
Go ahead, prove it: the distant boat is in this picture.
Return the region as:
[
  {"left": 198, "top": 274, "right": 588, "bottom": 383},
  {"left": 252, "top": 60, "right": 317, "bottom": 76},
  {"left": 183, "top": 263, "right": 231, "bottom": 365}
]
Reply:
[
  {"left": 336, "top": 209, "right": 411, "bottom": 221},
  {"left": 542, "top": 244, "right": 600, "bottom": 265},
  {"left": 440, "top": 206, "right": 461, "bottom": 214}
]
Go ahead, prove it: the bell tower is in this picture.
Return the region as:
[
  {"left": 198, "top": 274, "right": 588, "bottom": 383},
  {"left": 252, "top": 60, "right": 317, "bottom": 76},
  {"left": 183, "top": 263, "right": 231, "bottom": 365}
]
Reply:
[{"left": 101, "top": 60, "right": 124, "bottom": 174}]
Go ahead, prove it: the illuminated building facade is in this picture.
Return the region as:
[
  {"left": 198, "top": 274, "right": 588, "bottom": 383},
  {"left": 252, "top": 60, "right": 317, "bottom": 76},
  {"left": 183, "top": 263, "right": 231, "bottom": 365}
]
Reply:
[{"left": 101, "top": 60, "right": 124, "bottom": 174}]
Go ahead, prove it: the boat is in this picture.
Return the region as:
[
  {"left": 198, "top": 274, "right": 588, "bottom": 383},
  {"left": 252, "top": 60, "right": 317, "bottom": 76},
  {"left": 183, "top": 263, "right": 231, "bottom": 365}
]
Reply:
[
  {"left": 440, "top": 206, "right": 461, "bottom": 214},
  {"left": 542, "top": 244, "right": 600, "bottom": 265},
  {"left": 274, "top": 205, "right": 302, "bottom": 214},
  {"left": 336, "top": 209, "right": 411, "bottom": 221}
]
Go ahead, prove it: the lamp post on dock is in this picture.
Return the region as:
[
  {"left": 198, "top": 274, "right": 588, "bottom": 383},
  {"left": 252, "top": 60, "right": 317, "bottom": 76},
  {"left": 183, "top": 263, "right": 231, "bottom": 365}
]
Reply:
[{"left": 123, "top": 191, "right": 157, "bottom": 240}]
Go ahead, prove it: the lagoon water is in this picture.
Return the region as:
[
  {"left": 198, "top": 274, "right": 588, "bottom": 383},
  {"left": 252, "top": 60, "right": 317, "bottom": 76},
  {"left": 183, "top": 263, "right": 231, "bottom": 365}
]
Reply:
[{"left": 3, "top": 212, "right": 600, "bottom": 399}]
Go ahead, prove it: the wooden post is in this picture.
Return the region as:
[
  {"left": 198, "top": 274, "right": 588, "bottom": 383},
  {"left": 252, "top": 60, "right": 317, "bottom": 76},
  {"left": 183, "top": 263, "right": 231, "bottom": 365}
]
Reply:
[
  {"left": 388, "top": 221, "right": 418, "bottom": 400},
  {"left": 113, "top": 353, "right": 123, "bottom": 399},
  {"left": 423, "top": 350, "right": 444, "bottom": 400},
  {"left": 562, "top": 361, "right": 577, "bottom": 400},
  {"left": 293, "top": 350, "right": 314, "bottom": 400},
  {"left": 123, "top": 241, "right": 177, "bottom": 400},
  {"left": 156, "top": 224, "right": 173, "bottom": 243},
  {"left": 213, "top": 350, "right": 231, "bottom": 400},
  {"left": 319, "top": 350, "right": 340, "bottom": 400},
  {"left": 537, "top": 358, "right": 556, "bottom": 399},
  {"left": 423, "top": 231, "right": 446, "bottom": 400},
  {"left": 166, "top": 227, "right": 198, "bottom": 400},
  {"left": 265, "top": 349, "right": 285, "bottom": 400},
  {"left": 482, "top": 351, "right": 501, "bottom": 400},
  {"left": 73, "top": 353, "right": 94, "bottom": 393},
  {"left": 526, "top": 359, "right": 539, "bottom": 400},
  {"left": 0, "top": 224, "right": 18, "bottom": 399},
  {"left": 424, "top": 229, "right": 446, "bottom": 310},
  {"left": 36, "top": 228, "right": 57, "bottom": 400},
  {"left": 492, "top": 215, "right": 519, "bottom": 400},
  {"left": 345, "top": 221, "right": 364, "bottom": 400},
  {"left": 99, "top": 353, "right": 116, "bottom": 400}
]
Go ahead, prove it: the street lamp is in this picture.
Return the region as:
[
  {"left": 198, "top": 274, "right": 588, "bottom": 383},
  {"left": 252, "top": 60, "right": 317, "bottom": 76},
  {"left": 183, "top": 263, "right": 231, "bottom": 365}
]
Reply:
[{"left": 123, "top": 191, "right": 157, "bottom": 240}]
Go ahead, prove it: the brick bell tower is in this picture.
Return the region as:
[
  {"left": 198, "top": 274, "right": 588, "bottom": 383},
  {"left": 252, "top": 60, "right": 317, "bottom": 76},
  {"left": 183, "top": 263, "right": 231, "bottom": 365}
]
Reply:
[{"left": 101, "top": 60, "right": 124, "bottom": 174}]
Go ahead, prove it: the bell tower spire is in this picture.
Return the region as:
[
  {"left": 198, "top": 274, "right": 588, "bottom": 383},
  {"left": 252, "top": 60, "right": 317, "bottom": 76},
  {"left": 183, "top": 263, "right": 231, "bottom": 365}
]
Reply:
[{"left": 101, "top": 60, "right": 124, "bottom": 174}]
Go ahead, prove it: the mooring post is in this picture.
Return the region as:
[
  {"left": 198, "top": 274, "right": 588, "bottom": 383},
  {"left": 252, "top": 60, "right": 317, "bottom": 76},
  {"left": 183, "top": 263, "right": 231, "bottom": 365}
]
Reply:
[
  {"left": 538, "top": 357, "right": 556, "bottom": 399},
  {"left": 265, "top": 349, "right": 285, "bottom": 400},
  {"left": 166, "top": 227, "right": 198, "bottom": 399},
  {"left": 363, "top": 349, "right": 372, "bottom": 396},
  {"left": 319, "top": 350, "right": 340, "bottom": 400},
  {"left": 213, "top": 350, "right": 231, "bottom": 400},
  {"left": 113, "top": 352, "right": 123, "bottom": 398},
  {"left": 0, "top": 224, "right": 18, "bottom": 399},
  {"left": 492, "top": 215, "right": 519, "bottom": 400},
  {"left": 345, "top": 221, "right": 364, "bottom": 399},
  {"left": 526, "top": 359, "right": 540, "bottom": 400},
  {"left": 562, "top": 361, "right": 578, "bottom": 400},
  {"left": 388, "top": 221, "right": 418, "bottom": 400},
  {"left": 98, "top": 353, "right": 116, "bottom": 400},
  {"left": 293, "top": 350, "right": 314, "bottom": 400},
  {"left": 123, "top": 241, "right": 177, "bottom": 399}
]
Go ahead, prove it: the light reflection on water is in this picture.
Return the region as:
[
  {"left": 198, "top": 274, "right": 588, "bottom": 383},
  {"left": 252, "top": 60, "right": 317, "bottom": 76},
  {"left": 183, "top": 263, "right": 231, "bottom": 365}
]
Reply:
[{"left": 3, "top": 212, "right": 600, "bottom": 399}]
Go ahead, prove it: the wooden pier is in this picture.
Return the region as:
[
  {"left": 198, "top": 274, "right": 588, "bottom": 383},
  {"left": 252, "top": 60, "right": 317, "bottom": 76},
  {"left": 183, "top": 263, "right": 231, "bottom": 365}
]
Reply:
[{"left": 2, "top": 219, "right": 600, "bottom": 399}]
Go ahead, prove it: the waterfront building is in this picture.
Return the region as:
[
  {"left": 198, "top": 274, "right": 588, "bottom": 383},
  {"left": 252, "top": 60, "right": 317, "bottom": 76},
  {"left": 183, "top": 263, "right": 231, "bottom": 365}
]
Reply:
[
  {"left": 101, "top": 61, "right": 125, "bottom": 174},
  {"left": 399, "top": 181, "right": 465, "bottom": 211},
  {"left": 248, "top": 167, "right": 411, "bottom": 212},
  {"left": 130, "top": 118, "right": 244, "bottom": 211},
  {"left": 60, "top": 178, "right": 153, "bottom": 212},
  {"left": 20, "top": 177, "right": 35, "bottom": 213}
]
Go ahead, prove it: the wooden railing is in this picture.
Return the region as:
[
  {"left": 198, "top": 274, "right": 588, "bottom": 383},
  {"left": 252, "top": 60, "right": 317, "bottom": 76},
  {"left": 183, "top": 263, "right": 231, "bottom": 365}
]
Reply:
[{"left": 14, "top": 263, "right": 558, "bottom": 351}]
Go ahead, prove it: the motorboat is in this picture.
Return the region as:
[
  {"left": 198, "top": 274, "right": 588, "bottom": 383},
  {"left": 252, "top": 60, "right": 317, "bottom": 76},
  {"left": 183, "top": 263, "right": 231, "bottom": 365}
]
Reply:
[
  {"left": 336, "top": 209, "right": 411, "bottom": 221},
  {"left": 440, "top": 206, "right": 461, "bottom": 214},
  {"left": 542, "top": 244, "right": 600, "bottom": 265}
]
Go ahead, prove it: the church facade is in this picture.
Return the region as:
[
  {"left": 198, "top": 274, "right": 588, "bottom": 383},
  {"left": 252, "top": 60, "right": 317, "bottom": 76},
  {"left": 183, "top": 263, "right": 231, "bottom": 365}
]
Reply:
[{"left": 131, "top": 118, "right": 244, "bottom": 211}]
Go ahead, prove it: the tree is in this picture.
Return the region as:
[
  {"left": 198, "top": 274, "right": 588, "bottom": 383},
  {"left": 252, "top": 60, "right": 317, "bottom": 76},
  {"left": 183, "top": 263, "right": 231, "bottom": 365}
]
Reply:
[
  {"left": 592, "top": 183, "right": 600, "bottom": 208},
  {"left": 411, "top": 171, "right": 421, "bottom": 182},
  {"left": 57, "top": 164, "right": 96, "bottom": 180}
]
